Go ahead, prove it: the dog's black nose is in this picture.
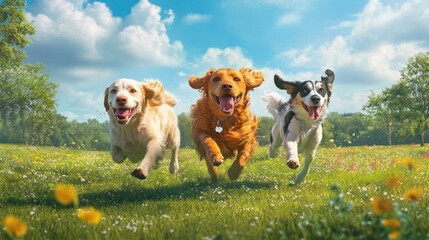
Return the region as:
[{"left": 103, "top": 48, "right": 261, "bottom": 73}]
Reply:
[
  {"left": 222, "top": 83, "right": 233, "bottom": 91},
  {"left": 311, "top": 95, "right": 320, "bottom": 104},
  {"left": 116, "top": 96, "right": 127, "bottom": 105}
]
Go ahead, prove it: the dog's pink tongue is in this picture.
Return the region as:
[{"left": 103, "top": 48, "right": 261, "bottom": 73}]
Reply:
[
  {"left": 115, "top": 108, "right": 130, "bottom": 118},
  {"left": 219, "top": 96, "right": 235, "bottom": 113},
  {"left": 309, "top": 106, "right": 321, "bottom": 120}
]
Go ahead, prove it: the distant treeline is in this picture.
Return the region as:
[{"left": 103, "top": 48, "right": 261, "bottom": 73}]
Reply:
[{"left": 1, "top": 112, "right": 427, "bottom": 151}]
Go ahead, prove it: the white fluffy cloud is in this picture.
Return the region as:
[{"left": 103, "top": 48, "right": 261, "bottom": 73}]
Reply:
[
  {"left": 121, "top": 0, "right": 183, "bottom": 63},
  {"left": 350, "top": 0, "right": 429, "bottom": 47},
  {"left": 194, "top": 47, "right": 254, "bottom": 73},
  {"left": 27, "top": 0, "right": 184, "bottom": 72}
]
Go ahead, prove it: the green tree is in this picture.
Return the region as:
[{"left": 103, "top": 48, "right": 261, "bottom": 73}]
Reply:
[
  {"left": 178, "top": 113, "right": 193, "bottom": 148},
  {"left": 13, "top": 64, "right": 58, "bottom": 145},
  {"left": 1, "top": 0, "right": 37, "bottom": 115},
  {"left": 320, "top": 119, "right": 335, "bottom": 147},
  {"left": 257, "top": 116, "right": 275, "bottom": 146},
  {"left": 48, "top": 114, "right": 73, "bottom": 147},
  {"left": 362, "top": 85, "right": 408, "bottom": 145},
  {"left": 0, "top": 0, "right": 35, "bottom": 68},
  {"left": 399, "top": 52, "right": 429, "bottom": 146},
  {"left": 363, "top": 92, "right": 391, "bottom": 144},
  {"left": 0, "top": 0, "right": 59, "bottom": 145},
  {"left": 325, "top": 112, "right": 370, "bottom": 147}
]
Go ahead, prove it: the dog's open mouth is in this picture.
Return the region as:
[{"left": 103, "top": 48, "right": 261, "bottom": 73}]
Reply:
[
  {"left": 302, "top": 103, "right": 323, "bottom": 120},
  {"left": 113, "top": 107, "right": 137, "bottom": 124},
  {"left": 214, "top": 94, "right": 241, "bottom": 114}
]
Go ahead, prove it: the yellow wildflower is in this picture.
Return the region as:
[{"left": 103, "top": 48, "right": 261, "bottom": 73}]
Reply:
[
  {"left": 401, "top": 157, "right": 417, "bottom": 170},
  {"left": 404, "top": 188, "right": 421, "bottom": 202},
  {"left": 385, "top": 176, "right": 401, "bottom": 189},
  {"left": 77, "top": 207, "right": 102, "bottom": 225},
  {"left": 371, "top": 197, "right": 392, "bottom": 215},
  {"left": 382, "top": 219, "right": 401, "bottom": 228},
  {"left": 54, "top": 184, "right": 77, "bottom": 206},
  {"left": 3, "top": 215, "right": 27, "bottom": 238},
  {"left": 389, "top": 230, "right": 400, "bottom": 240}
]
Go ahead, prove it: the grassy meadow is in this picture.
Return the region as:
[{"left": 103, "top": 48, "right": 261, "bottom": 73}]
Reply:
[{"left": 1, "top": 143, "right": 428, "bottom": 239}]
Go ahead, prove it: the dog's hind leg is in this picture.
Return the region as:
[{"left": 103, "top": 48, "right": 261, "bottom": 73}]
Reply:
[
  {"left": 169, "top": 146, "right": 179, "bottom": 174},
  {"left": 228, "top": 150, "right": 251, "bottom": 181},
  {"left": 228, "top": 138, "right": 257, "bottom": 180},
  {"left": 293, "top": 152, "right": 314, "bottom": 185},
  {"left": 269, "top": 133, "right": 282, "bottom": 158},
  {"left": 169, "top": 129, "right": 180, "bottom": 174},
  {"left": 269, "top": 122, "right": 282, "bottom": 158}
]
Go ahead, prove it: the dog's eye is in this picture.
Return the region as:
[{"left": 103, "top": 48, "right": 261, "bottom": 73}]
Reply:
[
  {"left": 318, "top": 88, "right": 325, "bottom": 94},
  {"left": 234, "top": 77, "right": 240, "bottom": 82},
  {"left": 213, "top": 77, "right": 220, "bottom": 82},
  {"left": 110, "top": 89, "right": 117, "bottom": 94},
  {"left": 130, "top": 88, "right": 137, "bottom": 93}
]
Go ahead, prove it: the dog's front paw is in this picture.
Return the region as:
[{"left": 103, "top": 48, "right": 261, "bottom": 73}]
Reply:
[
  {"left": 212, "top": 157, "right": 224, "bottom": 166},
  {"left": 169, "top": 162, "right": 179, "bottom": 174},
  {"left": 131, "top": 168, "right": 148, "bottom": 180},
  {"left": 286, "top": 159, "right": 300, "bottom": 169}
]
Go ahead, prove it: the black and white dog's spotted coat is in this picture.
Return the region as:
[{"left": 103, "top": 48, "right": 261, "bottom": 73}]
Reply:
[{"left": 263, "top": 69, "right": 335, "bottom": 184}]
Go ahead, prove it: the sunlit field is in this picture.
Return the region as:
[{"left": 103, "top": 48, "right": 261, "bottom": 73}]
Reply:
[{"left": 1, "top": 143, "right": 428, "bottom": 239}]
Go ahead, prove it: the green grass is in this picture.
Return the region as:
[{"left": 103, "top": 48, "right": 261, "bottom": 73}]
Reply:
[{"left": 1, "top": 144, "right": 428, "bottom": 239}]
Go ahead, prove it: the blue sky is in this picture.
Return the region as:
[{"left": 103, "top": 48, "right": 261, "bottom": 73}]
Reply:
[{"left": 24, "top": 0, "right": 429, "bottom": 122}]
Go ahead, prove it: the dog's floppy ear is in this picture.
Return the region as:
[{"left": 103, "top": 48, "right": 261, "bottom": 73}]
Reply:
[
  {"left": 240, "top": 68, "right": 264, "bottom": 90},
  {"left": 322, "top": 69, "right": 335, "bottom": 96},
  {"left": 189, "top": 68, "right": 216, "bottom": 90},
  {"left": 274, "top": 74, "right": 299, "bottom": 95},
  {"left": 142, "top": 81, "right": 161, "bottom": 107},
  {"left": 142, "top": 80, "right": 177, "bottom": 107},
  {"left": 104, "top": 87, "right": 110, "bottom": 111}
]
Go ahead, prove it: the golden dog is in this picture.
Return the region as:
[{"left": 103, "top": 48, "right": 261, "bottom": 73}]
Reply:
[
  {"left": 189, "top": 68, "right": 264, "bottom": 181},
  {"left": 104, "top": 79, "right": 180, "bottom": 180}
]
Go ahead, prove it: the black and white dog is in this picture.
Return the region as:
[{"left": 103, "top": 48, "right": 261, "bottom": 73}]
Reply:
[{"left": 263, "top": 69, "right": 334, "bottom": 184}]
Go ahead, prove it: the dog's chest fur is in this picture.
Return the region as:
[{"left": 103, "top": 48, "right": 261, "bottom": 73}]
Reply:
[
  {"left": 109, "top": 115, "right": 152, "bottom": 163},
  {"left": 282, "top": 104, "right": 323, "bottom": 150},
  {"left": 191, "top": 98, "right": 258, "bottom": 160}
]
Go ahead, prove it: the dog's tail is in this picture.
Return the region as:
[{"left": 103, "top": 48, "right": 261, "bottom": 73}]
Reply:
[{"left": 262, "top": 92, "right": 286, "bottom": 120}]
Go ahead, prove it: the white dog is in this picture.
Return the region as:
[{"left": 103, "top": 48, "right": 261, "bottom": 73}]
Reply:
[
  {"left": 263, "top": 69, "right": 334, "bottom": 184},
  {"left": 104, "top": 79, "right": 180, "bottom": 180}
]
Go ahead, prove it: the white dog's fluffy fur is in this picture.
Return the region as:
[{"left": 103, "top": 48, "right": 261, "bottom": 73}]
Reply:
[
  {"left": 104, "top": 79, "right": 180, "bottom": 180},
  {"left": 263, "top": 69, "right": 334, "bottom": 184}
]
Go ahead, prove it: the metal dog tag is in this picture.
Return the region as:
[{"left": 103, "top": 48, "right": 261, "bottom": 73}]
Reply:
[{"left": 215, "top": 121, "right": 223, "bottom": 133}]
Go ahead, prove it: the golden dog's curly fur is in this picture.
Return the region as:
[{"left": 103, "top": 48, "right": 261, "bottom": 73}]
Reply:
[{"left": 189, "top": 68, "right": 264, "bottom": 181}]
